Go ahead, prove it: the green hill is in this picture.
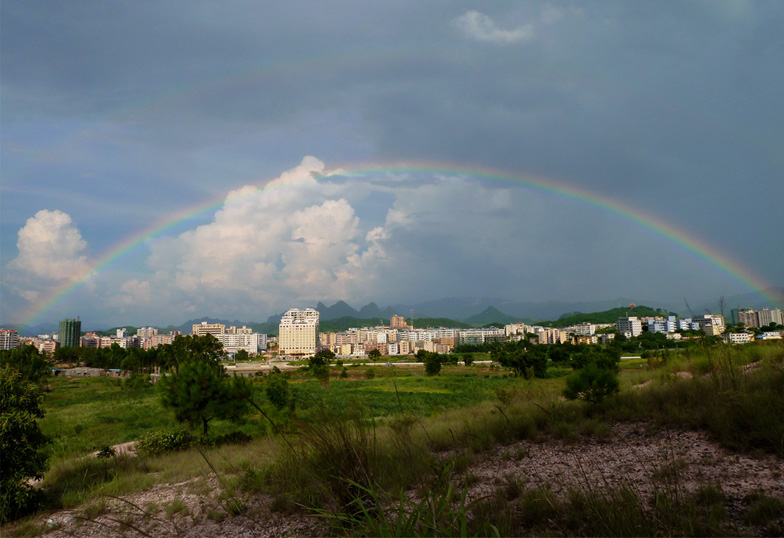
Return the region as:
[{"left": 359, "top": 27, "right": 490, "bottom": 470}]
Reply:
[
  {"left": 464, "top": 306, "right": 520, "bottom": 326},
  {"left": 319, "top": 316, "right": 389, "bottom": 332},
  {"left": 409, "top": 317, "right": 472, "bottom": 329},
  {"left": 539, "top": 305, "right": 675, "bottom": 328}
]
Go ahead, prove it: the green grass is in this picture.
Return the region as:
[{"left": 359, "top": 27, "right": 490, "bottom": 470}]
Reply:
[
  {"left": 15, "top": 342, "right": 784, "bottom": 534},
  {"left": 40, "top": 369, "right": 525, "bottom": 461},
  {"left": 291, "top": 372, "right": 522, "bottom": 420}
]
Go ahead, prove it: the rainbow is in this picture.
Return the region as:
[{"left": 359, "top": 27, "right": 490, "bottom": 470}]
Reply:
[{"left": 18, "top": 160, "right": 780, "bottom": 326}]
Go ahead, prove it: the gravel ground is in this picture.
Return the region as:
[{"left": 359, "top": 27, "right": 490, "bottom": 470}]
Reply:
[
  {"left": 13, "top": 422, "right": 784, "bottom": 537},
  {"left": 35, "top": 474, "right": 326, "bottom": 537},
  {"left": 464, "top": 422, "right": 784, "bottom": 529}
]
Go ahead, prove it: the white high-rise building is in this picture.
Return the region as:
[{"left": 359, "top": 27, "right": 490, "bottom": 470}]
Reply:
[
  {"left": 278, "top": 308, "right": 320, "bottom": 359},
  {"left": 573, "top": 323, "right": 596, "bottom": 336},
  {"left": 0, "top": 329, "right": 19, "bottom": 350},
  {"left": 617, "top": 317, "right": 642, "bottom": 337},
  {"left": 216, "top": 332, "right": 266, "bottom": 355},
  {"left": 758, "top": 308, "right": 782, "bottom": 327}
]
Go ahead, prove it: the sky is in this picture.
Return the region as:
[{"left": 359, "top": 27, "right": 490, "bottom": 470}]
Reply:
[{"left": 1, "top": 1, "right": 783, "bottom": 328}]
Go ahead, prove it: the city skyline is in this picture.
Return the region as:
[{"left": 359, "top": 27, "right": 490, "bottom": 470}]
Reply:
[{"left": 2, "top": 2, "right": 782, "bottom": 327}]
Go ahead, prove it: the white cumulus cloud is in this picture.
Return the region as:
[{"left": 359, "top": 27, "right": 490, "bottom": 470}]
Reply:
[
  {"left": 454, "top": 10, "right": 534, "bottom": 44},
  {"left": 8, "top": 209, "right": 90, "bottom": 280},
  {"left": 3, "top": 209, "right": 93, "bottom": 315},
  {"left": 6, "top": 209, "right": 92, "bottom": 290},
  {"left": 136, "top": 157, "right": 388, "bottom": 316}
]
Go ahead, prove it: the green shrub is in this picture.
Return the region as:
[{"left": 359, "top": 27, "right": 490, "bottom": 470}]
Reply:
[
  {"left": 205, "top": 431, "right": 252, "bottom": 447},
  {"left": 96, "top": 445, "right": 116, "bottom": 459},
  {"left": 122, "top": 373, "right": 152, "bottom": 390},
  {"left": 0, "top": 366, "right": 50, "bottom": 523},
  {"left": 563, "top": 363, "right": 619, "bottom": 404},
  {"left": 136, "top": 430, "right": 195, "bottom": 456},
  {"left": 424, "top": 353, "right": 441, "bottom": 376},
  {"left": 265, "top": 373, "right": 291, "bottom": 411}
]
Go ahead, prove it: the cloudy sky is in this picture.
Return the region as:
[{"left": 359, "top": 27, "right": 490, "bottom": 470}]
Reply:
[{"left": 2, "top": 1, "right": 782, "bottom": 327}]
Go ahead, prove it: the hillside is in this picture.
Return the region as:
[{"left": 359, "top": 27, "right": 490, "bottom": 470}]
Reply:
[
  {"left": 538, "top": 305, "right": 676, "bottom": 327},
  {"left": 464, "top": 306, "right": 522, "bottom": 325},
  {"left": 319, "top": 316, "right": 473, "bottom": 332}
]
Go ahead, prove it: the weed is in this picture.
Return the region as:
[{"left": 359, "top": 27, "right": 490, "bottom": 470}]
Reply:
[
  {"left": 224, "top": 499, "right": 247, "bottom": 516},
  {"left": 80, "top": 498, "right": 108, "bottom": 520},
  {"left": 206, "top": 508, "right": 226, "bottom": 522},
  {"left": 269, "top": 494, "right": 296, "bottom": 513},
  {"left": 501, "top": 474, "right": 526, "bottom": 500},
  {"left": 744, "top": 491, "right": 784, "bottom": 532},
  {"left": 163, "top": 497, "right": 188, "bottom": 518}
]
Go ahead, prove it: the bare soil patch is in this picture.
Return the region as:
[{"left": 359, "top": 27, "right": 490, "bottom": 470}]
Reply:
[{"left": 14, "top": 423, "right": 784, "bottom": 537}]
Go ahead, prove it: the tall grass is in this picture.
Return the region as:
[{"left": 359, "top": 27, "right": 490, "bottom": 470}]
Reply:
[
  {"left": 609, "top": 344, "right": 784, "bottom": 456},
  {"left": 16, "top": 342, "right": 784, "bottom": 535}
]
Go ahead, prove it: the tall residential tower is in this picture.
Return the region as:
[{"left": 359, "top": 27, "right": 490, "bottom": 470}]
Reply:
[
  {"left": 58, "top": 318, "right": 81, "bottom": 348},
  {"left": 278, "top": 308, "right": 320, "bottom": 359}
]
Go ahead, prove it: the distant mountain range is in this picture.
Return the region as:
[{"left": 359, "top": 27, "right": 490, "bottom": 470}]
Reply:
[{"left": 6, "top": 287, "right": 782, "bottom": 336}]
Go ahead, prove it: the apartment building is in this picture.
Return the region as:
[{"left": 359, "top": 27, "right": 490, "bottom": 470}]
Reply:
[
  {"left": 59, "top": 318, "right": 81, "bottom": 348},
  {"left": 616, "top": 316, "right": 642, "bottom": 337},
  {"left": 0, "top": 329, "right": 19, "bottom": 350},
  {"left": 192, "top": 322, "right": 226, "bottom": 336},
  {"left": 278, "top": 308, "right": 320, "bottom": 359}
]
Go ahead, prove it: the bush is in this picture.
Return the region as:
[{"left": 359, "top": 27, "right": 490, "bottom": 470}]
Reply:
[
  {"left": 424, "top": 353, "right": 442, "bottom": 376},
  {"left": 0, "top": 365, "right": 50, "bottom": 523},
  {"left": 136, "top": 430, "right": 195, "bottom": 456},
  {"left": 96, "top": 445, "right": 116, "bottom": 459},
  {"left": 122, "top": 373, "right": 152, "bottom": 390},
  {"left": 203, "top": 431, "right": 253, "bottom": 447},
  {"left": 265, "top": 373, "right": 291, "bottom": 411},
  {"left": 563, "top": 363, "right": 620, "bottom": 404}
]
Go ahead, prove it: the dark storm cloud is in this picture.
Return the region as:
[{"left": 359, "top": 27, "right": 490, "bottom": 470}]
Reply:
[{"left": 1, "top": 1, "right": 782, "bottom": 325}]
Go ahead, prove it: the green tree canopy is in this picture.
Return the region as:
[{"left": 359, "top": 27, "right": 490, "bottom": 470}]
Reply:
[
  {"left": 0, "top": 365, "right": 50, "bottom": 522},
  {"left": 158, "top": 359, "right": 251, "bottom": 436},
  {"left": 157, "top": 337, "right": 249, "bottom": 436},
  {"left": 493, "top": 347, "right": 547, "bottom": 379},
  {"left": 0, "top": 345, "right": 51, "bottom": 384}
]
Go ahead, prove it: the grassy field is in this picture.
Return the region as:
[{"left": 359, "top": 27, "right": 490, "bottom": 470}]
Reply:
[
  {"left": 40, "top": 364, "right": 534, "bottom": 461},
  {"left": 15, "top": 342, "right": 784, "bottom": 536}
]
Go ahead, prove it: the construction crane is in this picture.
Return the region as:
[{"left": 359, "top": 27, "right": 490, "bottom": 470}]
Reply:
[{"left": 684, "top": 298, "right": 695, "bottom": 318}]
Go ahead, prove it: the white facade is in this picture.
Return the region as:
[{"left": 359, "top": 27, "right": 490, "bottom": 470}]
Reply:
[
  {"left": 727, "top": 332, "right": 752, "bottom": 344},
  {"left": 616, "top": 317, "right": 642, "bottom": 337},
  {"left": 505, "top": 323, "right": 530, "bottom": 337},
  {"left": 0, "top": 329, "right": 19, "bottom": 350},
  {"left": 278, "top": 308, "right": 320, "bottom": 358},
  {"left": 573, "top": 323, "right": 596, "bottom": 336},
  {"left": 694, "top": 314, "right": 725, "bottom": 335},
  {"left": 216, "top": 332, "right": 266, "bottom": 355},
  {"left": 136, "top": 326, "right": 158, "bottom": 338},
  {"left": 758, "top": 308, "right": 782, "bottom": 327}
]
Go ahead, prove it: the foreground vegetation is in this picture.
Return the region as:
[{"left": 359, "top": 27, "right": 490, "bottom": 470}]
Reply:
[{"left": 3, "top": 340, "right": 784, "bottom": 536}]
